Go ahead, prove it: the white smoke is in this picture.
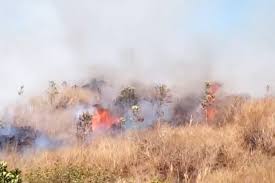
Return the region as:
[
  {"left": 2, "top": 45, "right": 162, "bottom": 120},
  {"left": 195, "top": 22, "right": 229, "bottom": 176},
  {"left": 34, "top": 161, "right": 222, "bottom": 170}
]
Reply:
[{"left": 0, "top": 0, "right": 275, "bottom": 108}]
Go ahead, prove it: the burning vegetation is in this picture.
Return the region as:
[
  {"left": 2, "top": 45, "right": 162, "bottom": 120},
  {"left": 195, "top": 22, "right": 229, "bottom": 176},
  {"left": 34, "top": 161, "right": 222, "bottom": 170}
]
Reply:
[
  {"left": 0, "top": 79, "right": 242, "bottom": 149},
  {"left": 2, "top": 78, "right": 275, "bottom": 182},
  {"left": 92, "top": 104, "right": 120, "bottom": 131},
  {"left": 202, "top": 81, "right": 222, "bottom": 123},
  {"left": 0, "top": 79, "right": 210, "bottom": 149}
]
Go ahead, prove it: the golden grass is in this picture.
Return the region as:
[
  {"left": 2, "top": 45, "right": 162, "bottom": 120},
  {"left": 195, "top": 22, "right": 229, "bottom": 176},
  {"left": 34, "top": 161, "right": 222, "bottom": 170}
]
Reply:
[
  {"left": 9, "top": 86, "right": 95, "bottom": 138},
  {"left": 2, "top": 88, "right": 275, "bottom": 182}
]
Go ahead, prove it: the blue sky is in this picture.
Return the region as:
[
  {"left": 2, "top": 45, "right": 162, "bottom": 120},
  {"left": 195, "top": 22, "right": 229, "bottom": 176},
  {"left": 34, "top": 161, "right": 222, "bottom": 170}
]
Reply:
[{"left": 0, "top": 0, "right": 275, "bottom": 105}]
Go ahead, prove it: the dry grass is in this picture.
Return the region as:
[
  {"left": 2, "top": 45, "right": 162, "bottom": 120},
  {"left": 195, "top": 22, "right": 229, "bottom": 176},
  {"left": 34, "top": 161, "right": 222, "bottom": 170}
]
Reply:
[
  {"left": 2, "top": 87, "right": 275, "bottom": 182},
  {"left": 8, "top": 86, "right": 95, "bottom": 140}
]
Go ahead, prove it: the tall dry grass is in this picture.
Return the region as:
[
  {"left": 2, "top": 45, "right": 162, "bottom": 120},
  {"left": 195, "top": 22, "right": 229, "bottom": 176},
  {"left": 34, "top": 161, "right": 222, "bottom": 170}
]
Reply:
[
  {"left": 7, "top": 86, "right": 95, "bottom": 142},
  {"left": 2, "top": 87, "right": 275, "bottom": 182}
]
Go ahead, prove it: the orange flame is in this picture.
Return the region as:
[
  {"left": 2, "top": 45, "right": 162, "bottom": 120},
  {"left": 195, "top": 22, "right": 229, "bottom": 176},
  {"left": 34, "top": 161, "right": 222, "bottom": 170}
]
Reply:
[
  {"left": 92, "top": 105, "right": 120, "bottom": 131},
  {"left": 205, "top": 107, "right": 217, "bottom": 122},
  {"left": 205, "top": 82, "right": 222, "bottom": 122}
]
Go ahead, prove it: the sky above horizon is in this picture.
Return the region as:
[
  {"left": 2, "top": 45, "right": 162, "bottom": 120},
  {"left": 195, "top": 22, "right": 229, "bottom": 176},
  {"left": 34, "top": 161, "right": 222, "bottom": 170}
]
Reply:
[{"left": 0, "top": 0, "right": 275, "bottom": 106}]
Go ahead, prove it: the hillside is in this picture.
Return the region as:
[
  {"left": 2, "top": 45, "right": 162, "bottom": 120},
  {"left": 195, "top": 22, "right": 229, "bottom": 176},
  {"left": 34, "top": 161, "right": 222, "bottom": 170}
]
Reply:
[{"left": 1, "top": 82, "right": 275, "bottom": 182}]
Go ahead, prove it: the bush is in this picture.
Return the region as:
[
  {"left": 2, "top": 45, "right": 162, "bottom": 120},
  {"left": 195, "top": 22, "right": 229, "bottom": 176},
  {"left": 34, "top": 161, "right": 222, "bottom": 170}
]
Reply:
[{"left": 0, "top": 161, "right": 22, "bottom": 183}]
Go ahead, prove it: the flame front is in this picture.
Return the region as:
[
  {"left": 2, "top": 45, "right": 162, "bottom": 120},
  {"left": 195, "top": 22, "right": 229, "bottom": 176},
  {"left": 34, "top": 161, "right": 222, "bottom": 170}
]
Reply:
[
  {"left": 205, "top": 107, "right": 217, "bottom": 122},
  {"left": 204, "top": 82, "right": 222, "bottom": 122},
  {"left": 92, "top": 106, "right": 120, "bottom": 131}
]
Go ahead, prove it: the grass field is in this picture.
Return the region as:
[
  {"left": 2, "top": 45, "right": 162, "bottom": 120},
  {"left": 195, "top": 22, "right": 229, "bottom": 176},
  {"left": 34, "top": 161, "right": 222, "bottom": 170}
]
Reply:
[{"left": 2, "top": 85, "right": 275, "bottom": 183}]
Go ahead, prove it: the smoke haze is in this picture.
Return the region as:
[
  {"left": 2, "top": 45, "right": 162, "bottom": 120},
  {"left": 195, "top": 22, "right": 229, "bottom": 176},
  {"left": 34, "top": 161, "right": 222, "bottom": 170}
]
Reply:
[{"left": 0, "top": 0, "right": 275, "bottom": 107}]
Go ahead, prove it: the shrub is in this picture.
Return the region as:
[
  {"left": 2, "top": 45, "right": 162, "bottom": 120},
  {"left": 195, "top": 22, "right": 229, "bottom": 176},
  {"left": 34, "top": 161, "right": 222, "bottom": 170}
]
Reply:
[{"left": 0, "top": 161, "right": 22, "bottom": 183}]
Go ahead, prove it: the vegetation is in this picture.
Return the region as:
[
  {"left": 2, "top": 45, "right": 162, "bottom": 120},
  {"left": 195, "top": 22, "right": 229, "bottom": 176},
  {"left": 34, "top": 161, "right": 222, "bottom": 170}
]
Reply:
[
  {"left": 151, "top": 84, "right": 172, "bottom": 121},
  {"left": 0, "top": 161, "right": 22, "bottom": 183},
  {"left": 76, "top": 111, "right": 93, "bottom": 143},
  {"left": 2, "top": 81, "right": 275, "bottom": 182},
  {"left": 115, "top": 86, "right": 139, "bottom": 112},
  {"left": 47, "top": 81, "right": 59, "bottom": 105}
]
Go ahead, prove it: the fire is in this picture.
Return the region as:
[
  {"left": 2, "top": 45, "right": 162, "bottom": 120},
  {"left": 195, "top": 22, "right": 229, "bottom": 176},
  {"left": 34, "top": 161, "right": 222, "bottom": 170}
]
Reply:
[
  {"left": 92, "top": 104, "right": 120, "bottom": 131},
  {"left": 203, "top": 82, "right": 222, "bottom": 122},
  {"left": 205, "top": 107, "right": 217, "bottom": 122}
]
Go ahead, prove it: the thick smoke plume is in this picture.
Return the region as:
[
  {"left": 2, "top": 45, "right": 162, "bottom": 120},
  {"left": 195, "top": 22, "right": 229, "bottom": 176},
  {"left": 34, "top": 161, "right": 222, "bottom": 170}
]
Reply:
[{"left": 0, "top": 0, "right": 274, "bottom": 108}]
